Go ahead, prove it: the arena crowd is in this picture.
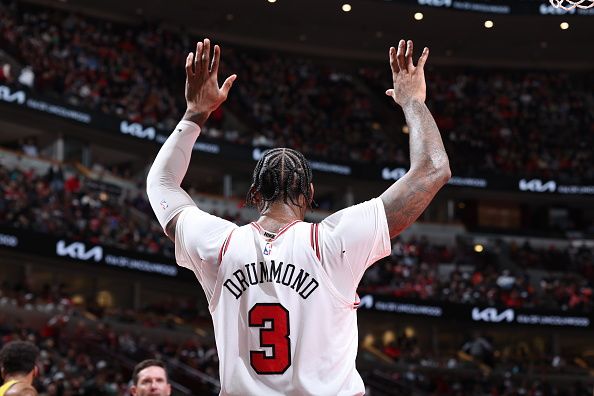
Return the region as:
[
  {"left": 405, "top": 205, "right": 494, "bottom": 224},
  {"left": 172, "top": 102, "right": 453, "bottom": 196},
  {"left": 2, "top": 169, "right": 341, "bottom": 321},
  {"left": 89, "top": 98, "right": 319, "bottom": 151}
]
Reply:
[{"left": 0, "top": 0, "right": 592, "bottom": 181}]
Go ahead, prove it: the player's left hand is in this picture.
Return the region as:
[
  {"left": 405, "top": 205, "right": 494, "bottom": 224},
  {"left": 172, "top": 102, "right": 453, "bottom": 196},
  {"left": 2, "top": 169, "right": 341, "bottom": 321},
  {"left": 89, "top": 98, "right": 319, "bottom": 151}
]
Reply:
[
  {"left": 184, "top": 38, "right": 236, "bottom": 121},
  {"left": 385, "top": 39, "right": 428, "bottom": 107}
]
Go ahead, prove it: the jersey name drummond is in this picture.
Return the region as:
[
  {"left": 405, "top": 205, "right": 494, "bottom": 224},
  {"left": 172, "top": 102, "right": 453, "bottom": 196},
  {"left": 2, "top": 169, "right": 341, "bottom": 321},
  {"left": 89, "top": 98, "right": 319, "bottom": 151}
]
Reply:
[{"left": 223, "top": 260, "right": 319, "bottom": 300}]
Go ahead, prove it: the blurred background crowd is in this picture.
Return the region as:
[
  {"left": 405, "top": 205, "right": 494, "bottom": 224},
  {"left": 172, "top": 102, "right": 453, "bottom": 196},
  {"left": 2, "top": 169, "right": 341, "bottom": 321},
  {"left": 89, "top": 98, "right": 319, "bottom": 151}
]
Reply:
[{"left": 1, "top": 0, "right": 592, "bottom": 180}]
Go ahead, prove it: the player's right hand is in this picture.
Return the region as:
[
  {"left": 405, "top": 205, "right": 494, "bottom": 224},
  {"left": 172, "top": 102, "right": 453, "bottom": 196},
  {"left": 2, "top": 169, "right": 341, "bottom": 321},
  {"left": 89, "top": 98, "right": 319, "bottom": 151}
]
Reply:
[
  {"left": 185, "top": 38, "right": 237, "bottom": 117},
  {"left": 385, "top": 39, "right": 428, "bottom": 107}
]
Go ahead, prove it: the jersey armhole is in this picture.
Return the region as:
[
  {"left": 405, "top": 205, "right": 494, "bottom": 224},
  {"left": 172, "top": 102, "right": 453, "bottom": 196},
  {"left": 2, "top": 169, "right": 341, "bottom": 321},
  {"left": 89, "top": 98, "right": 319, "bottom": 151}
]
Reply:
[
  {"left": 217, "top": 229, "right": 236, "bottom": 266},
  {"left": 309, "top": 223, "right": 361, "bottom": 309}
]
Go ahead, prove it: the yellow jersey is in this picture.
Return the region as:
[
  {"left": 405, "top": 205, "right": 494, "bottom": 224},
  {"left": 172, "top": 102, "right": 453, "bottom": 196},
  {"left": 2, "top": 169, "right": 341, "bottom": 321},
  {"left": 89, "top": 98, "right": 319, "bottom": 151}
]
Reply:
[{"left": 0, "top": 381, "right": 18, "bottom": 396}]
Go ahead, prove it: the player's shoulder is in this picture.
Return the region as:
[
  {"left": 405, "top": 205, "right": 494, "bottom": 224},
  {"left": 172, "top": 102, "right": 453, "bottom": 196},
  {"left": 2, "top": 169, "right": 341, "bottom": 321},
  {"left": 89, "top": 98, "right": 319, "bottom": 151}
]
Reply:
[
  {"left": 321, "top": 198, "right": 382, "bottom": 222},
  {"left": 180, "top": 206, "right": 240, "bottom": 227},
  {"left": 6, "top": 383, "right": 38, "bottom": 396},
  {"left": 180, "top": 205, "right": 208, "bottom": 218},
  {"left": 225, "top": 222, "right": 258, "bottom": 240}
]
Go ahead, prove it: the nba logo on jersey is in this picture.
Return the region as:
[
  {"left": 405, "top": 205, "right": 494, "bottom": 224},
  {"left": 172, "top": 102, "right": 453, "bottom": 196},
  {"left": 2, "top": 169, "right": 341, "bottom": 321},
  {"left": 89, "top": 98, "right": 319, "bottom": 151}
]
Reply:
[{"left": 263, "top": 242, "right": 272, "bottom": 255}]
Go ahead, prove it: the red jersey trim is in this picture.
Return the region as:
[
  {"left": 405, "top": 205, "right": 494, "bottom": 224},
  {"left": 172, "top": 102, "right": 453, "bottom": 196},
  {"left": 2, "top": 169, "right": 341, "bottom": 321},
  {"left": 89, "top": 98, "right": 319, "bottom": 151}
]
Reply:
[
  {"left": 353, "top": 293, "right": 361, "bottom": 309},
  {"left": 218, "top": 229, "right": 235, "bottom": 265},
  {"left": 311, "top": 223, "right": 321, "bottom": 261},
  {"left": 275, "top": 220, "right": 301, "bottom": 238},
  {"left": 251, "top": 222, "right": 264, "bottom": 232}
]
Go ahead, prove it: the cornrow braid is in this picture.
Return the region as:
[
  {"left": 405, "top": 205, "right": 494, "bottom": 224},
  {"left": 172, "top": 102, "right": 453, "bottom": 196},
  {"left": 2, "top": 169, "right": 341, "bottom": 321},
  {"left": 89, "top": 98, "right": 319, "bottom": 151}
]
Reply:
[{"left": 246, "top": 148, "right": 313, "bottom": 212}]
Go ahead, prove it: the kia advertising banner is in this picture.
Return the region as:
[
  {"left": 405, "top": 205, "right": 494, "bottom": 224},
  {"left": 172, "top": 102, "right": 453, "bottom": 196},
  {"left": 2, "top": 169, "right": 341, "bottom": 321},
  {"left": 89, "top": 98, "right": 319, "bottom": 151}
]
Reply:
[
  {"left": 382, "top": 0, "right": 594, "bottom": 16},
  {"left": 1, "top": 84, "right": 594, "bottom": 195},
  {"left": 357, "top": 294, "right": 593, "bottom": 329},
  {"left": 0, "top": 227, "right": 181, "bottom": 278}
]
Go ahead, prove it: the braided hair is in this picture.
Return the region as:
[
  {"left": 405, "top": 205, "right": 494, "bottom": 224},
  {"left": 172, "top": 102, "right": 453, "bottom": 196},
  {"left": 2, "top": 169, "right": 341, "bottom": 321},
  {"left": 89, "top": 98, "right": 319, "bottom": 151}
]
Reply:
[{"left": 246, "top": 148, "right": 314, "bottom": 212}]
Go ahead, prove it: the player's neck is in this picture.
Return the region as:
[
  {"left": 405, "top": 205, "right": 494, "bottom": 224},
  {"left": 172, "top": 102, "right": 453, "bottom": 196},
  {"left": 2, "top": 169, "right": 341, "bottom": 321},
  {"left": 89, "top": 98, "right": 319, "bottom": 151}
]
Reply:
[
  {"left": 256, "top": 202, "right": 305, "bottom": 233},
  {"left": 4, "top": 372, "right": 32, "bottom": 385}
]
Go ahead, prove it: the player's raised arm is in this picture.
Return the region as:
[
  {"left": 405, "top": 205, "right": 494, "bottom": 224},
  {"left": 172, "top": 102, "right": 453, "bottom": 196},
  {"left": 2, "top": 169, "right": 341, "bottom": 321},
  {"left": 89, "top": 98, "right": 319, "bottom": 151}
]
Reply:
[
  {"left": 146, "top": 38, "right": 237, "bottom": 242},
  {"left": 380, "top": 40, "right": 451, "bottom": 238}
]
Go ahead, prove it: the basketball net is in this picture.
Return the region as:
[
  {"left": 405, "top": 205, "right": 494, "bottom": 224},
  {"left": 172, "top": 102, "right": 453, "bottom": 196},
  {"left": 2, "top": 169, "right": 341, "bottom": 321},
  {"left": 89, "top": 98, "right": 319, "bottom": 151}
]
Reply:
[{"left": 549, "top": 0, "right": 594, "bottom": 10}]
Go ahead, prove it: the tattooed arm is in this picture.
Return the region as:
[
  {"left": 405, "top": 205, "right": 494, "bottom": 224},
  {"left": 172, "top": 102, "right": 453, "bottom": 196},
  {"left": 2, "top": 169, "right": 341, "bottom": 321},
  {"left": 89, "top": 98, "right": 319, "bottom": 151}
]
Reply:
[
  {"left": 380, "top": 100, "right": 451, "bottom": 237},
  {"left": 380, "top": 40, "right": 451, "bottom": 238}
]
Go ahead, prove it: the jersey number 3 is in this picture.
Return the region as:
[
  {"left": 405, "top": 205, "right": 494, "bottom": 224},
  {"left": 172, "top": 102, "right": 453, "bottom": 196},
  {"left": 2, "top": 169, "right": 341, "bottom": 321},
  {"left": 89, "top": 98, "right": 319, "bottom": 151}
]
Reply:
[{"left": 249, "top": 303, "right": 291, "bottom": 375}]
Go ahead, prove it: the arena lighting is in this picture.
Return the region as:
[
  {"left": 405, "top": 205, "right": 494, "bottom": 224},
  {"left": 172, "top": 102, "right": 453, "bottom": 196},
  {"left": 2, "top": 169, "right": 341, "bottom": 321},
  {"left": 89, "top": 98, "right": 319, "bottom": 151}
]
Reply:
[
  {"left": 560, "top": 22, "right": 570, "bottom": 30},
  {"left": 484, "top": 20, "right": 494, "bottom": 28},
  {"left": 414, "top": 12, "right": 424, "bottom": 20},
  {"left": 474, "top": 244, "right": 484, "bottom": 253},
  {"left": 404, "top": 326, "right": 416, "bottom": 338},
  {"left": 267, "top": 0, "right": 276, "bottom": 3},
  {"left": 342, "top": 3, "right": 352, "bottom": 12}
]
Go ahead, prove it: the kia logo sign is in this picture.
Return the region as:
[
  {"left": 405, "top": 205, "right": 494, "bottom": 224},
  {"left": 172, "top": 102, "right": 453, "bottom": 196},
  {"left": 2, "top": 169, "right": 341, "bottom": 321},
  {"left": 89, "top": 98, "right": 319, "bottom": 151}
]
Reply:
[
  {"left": 472, "top": 307, "right": 515, "bottom": 323},
  {"left": 418, "top": 0, "right": 452, "bottom": 7},
  {"left": 56, "top": 240, "right": 103, "bottom": 262},
  {"left": 518, "top": 178, "right": 556, "bottom": 193},
  {"left": 381, "top": 167, "right": 407, "bottom": 181},
  {"left": 0, "top": 85, "right": 26, "bottom": 104},
  {"left": 358, "top": 295, "right": 374, "bottom": 309},
  {"left": 0, "top": 233, "right": 18, "bottom": 247},
  {"left": 120, "top": 121, "right": 156, "bottom": 141}
]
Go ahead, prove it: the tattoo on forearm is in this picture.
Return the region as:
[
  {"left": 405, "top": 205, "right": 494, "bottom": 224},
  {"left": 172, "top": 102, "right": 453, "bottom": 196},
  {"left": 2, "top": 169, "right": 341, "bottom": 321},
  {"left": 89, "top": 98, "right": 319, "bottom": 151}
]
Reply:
[
  {"left": 381, "top": 100, "right": 450, "bottom": 238},
  {"left": 405, "top": 100, "right": 449, "bottom": 171},
  {"left": 382, "top": 175, "right": 436, "bottom": 238},
  {"left": 183, "top": 109, "right": 210, "bottom": 127}
]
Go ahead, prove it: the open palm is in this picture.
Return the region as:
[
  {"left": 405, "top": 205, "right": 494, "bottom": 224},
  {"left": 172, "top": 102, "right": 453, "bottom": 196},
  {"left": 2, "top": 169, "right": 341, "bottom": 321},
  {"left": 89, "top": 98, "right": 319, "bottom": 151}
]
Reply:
[
  {"left": 385, "top": 40, "right": 428, "bottom": 107},
  {"left": 185, "top": 38, "right": 236, "bottom": 116}
]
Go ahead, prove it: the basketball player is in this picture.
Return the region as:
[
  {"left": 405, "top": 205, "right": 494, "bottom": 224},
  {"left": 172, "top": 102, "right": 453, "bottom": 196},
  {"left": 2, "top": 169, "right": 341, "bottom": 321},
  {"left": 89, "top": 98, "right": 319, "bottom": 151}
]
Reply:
[
  {"left": 147, "top": 38, "right": 450, "bottom": 395},
  {"left": 0, "top": 341, "right": 39, "bottom": 396},
  {"left": 130, "top": 360, "right": 171, "bottom": 396}
]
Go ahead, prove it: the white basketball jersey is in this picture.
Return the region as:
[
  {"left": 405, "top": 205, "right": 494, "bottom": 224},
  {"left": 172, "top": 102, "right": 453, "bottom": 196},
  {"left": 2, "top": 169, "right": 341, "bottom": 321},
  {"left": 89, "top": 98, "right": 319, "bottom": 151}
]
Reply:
[{"left": 175, "top": 198, "right": 390, "bottom": 396}]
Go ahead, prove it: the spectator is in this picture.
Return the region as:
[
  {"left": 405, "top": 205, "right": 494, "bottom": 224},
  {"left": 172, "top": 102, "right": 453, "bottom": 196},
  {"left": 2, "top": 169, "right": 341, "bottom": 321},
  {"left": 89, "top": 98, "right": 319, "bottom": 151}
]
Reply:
[
  {"left": 17, "top": 66, "right": 34, "bottom": 87},
  {"left": 0, "top": 64, "right": 12, "bottom": 83},
  {"left": 130, "top": 360, "right": 170, "bottom": 396},
  {"left": 20, "top": 138, "right": 38, "bottom": 158},
  {"left": 460, "top": 333, "right": 494, "bottom": 368}
]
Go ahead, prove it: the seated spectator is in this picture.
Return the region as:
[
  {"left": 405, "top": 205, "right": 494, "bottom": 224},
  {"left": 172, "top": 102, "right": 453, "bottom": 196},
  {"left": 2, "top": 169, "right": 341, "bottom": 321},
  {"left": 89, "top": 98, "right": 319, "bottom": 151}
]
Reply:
[
  {"left": 130, "top": 359, "right": 171, "bottom": 396},
  {"left": 20, "top": 138, "right": 38, "bottom": 158}
]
